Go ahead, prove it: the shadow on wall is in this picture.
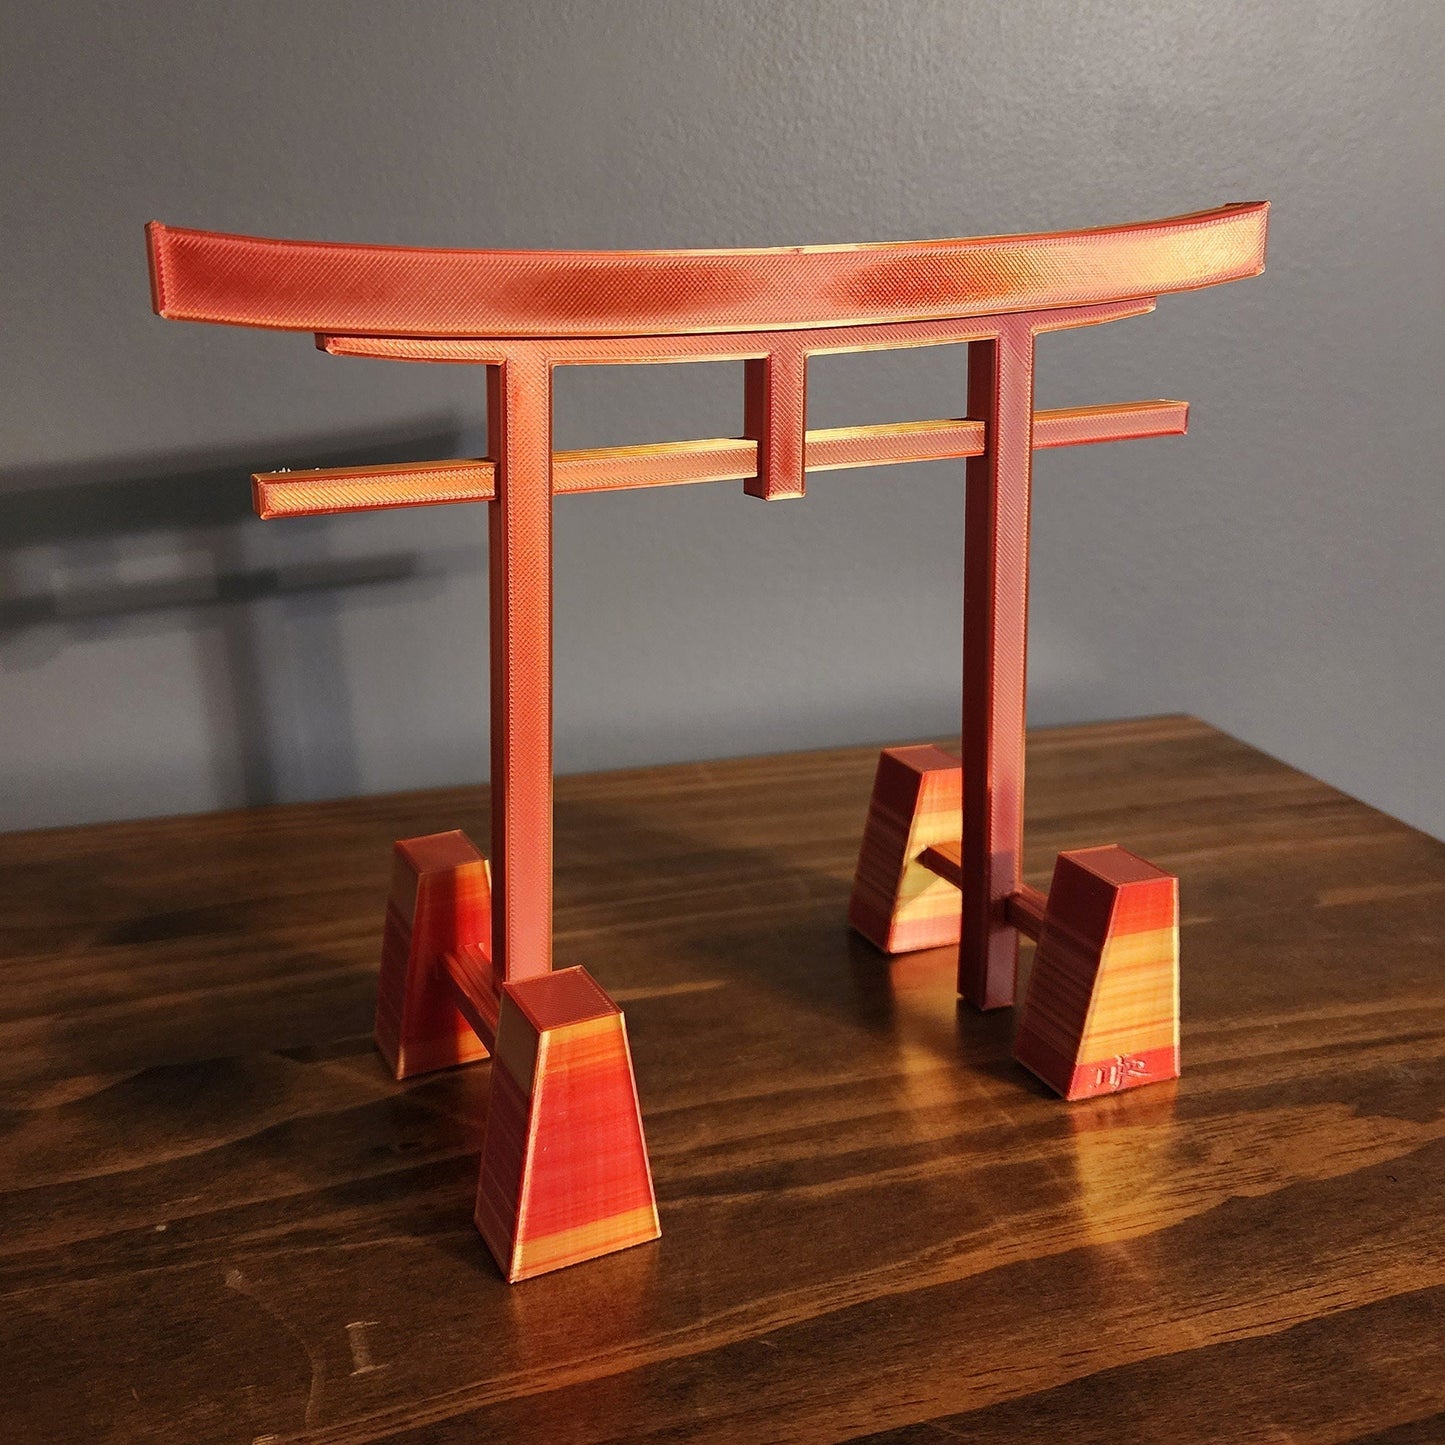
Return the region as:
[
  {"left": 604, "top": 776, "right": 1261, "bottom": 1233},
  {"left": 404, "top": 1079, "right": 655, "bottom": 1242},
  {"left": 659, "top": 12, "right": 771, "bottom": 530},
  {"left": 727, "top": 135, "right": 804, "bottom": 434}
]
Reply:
[{"left": 0, "top": 421, "right": 480, "bottom": 810}]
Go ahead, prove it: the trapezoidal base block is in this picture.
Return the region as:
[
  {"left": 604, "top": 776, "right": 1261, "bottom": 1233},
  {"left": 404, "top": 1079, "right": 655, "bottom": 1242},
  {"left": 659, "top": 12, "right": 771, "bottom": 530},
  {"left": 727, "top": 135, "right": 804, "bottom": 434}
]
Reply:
[
  {"left": 848, "top": 745, "right": 964, "bottom": 954},
  {"left": 1013, "top": 845, "right": 1180, "bottom": 1101},
  {"left": 375, "top": 830, "right": 493, "bottom": 1080},
  {"left": 475, "top": 966, "right": 660, "bottom": 1282}
]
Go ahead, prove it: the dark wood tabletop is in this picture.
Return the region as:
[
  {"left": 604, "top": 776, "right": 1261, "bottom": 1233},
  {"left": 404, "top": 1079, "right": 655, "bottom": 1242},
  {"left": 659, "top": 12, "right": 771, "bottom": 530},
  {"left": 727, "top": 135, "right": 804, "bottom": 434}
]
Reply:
[{"left": 3, "top": 716, "right": 1443, "bottom": 1444}]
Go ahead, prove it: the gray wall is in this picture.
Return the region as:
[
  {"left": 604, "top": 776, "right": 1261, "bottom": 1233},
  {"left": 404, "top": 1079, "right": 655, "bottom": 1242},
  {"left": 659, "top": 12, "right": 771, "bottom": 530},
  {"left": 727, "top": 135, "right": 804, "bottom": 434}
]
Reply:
[{"left": 2, "top": 0, "right": 1441, "bottom": 837}]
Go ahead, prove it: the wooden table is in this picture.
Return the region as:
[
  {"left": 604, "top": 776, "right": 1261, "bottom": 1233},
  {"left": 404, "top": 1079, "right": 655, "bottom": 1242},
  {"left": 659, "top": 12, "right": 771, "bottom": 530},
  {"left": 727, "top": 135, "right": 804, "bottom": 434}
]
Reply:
[{"left": 3, "top": 716, "right": 1443, "bottom": 1443}]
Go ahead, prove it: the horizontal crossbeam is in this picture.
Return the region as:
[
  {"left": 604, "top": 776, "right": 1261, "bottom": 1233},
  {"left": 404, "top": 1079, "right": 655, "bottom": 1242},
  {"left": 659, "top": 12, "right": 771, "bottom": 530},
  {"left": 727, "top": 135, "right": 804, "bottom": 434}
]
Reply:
[
  {"left": 917, "top": 839, "right": 1049, "bottom": 943},
  {"left": 253, "top": 399, "right": 1187, "bottom": 518},
  {"left": 440, "top": 943, "right": 502, "bottom": 1053}
]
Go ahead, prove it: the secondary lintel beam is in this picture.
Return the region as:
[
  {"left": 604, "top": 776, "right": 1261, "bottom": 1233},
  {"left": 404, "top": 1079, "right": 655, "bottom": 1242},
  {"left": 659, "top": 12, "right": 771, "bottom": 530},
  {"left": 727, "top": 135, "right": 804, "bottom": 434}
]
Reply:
[{"left": 252, "top": 400, "right": 1188, "bottom": 519}]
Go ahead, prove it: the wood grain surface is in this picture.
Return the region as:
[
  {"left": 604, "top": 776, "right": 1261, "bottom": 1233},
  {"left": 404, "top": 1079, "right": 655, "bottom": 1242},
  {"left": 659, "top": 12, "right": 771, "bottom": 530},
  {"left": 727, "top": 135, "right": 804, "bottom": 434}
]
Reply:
[{"left": 1, "top": 716, "right": 1442, "bottom": 1444}]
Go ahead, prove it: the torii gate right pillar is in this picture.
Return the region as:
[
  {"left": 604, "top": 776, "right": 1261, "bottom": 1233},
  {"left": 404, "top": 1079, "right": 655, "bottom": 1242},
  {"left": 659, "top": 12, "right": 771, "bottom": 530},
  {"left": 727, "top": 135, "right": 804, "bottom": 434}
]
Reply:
[{"left": 961, "top": 315, "right": 1036, "bottom": 1012}]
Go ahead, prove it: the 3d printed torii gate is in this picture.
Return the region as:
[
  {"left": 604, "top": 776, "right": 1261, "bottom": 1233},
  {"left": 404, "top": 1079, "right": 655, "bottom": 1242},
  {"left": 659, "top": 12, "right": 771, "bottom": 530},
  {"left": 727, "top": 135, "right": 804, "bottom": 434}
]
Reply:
[{"left": 147, "top": 201, "right": 1268, "bottom": 1280}]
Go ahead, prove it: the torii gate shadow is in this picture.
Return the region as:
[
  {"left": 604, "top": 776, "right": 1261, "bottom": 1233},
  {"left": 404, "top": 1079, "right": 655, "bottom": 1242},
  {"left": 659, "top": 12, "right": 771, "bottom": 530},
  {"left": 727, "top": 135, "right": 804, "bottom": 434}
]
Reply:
[
  {"left": 0, "top": 421, "right": 474, "bottom": 819},
  {"left": 546, "top": 777, "right": 1033, "bottom": 1088}
]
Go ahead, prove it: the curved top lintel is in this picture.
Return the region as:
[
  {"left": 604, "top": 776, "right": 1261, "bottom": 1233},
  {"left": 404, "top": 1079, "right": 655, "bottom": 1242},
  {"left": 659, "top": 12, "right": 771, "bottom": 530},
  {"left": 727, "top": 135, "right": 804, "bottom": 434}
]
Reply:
[{"left": 146, "top": 202, "right": 1267, "bottom": 341}]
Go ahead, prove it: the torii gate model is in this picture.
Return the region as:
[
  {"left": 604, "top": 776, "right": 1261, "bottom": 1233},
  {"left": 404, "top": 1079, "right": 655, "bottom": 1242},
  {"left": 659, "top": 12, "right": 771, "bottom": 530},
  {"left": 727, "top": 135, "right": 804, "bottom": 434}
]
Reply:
[{"left": 146, "top": 201, "right": 1269, "bottom": 1280}]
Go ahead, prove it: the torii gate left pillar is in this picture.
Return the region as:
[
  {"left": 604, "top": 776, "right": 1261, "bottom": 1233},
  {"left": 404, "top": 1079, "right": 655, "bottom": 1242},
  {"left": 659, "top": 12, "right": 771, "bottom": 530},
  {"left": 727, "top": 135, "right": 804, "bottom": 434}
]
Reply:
[{"left": 487, "top": 352, "right": 556, "bottom": 987}]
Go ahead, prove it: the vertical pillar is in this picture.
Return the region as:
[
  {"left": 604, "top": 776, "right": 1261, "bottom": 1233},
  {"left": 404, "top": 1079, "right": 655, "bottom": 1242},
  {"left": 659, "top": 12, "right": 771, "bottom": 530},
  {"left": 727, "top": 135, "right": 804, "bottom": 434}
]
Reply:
[
  {"left": 743, "top": 344, "right": 808, "bottom": 499},
  {"left": 960, "top": 316, "right": 1036, "bottom": 1010},
  {"left": 488, "top": 351, "right": 555, "bottom": 983}
]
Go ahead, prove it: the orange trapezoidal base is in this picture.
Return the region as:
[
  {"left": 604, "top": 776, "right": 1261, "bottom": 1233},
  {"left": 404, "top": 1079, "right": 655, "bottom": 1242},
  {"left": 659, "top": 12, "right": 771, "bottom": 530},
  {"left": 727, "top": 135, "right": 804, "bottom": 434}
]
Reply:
[
  {"left": 476, "top": 967, "right": 661, "bottom": 1282},
  {"left": 376, "top": 831, "right": 660, "bottom": 1281},
  {"left": 1013, "top": 846, "right": 1180, "bottom": 1101},
  {"left": 848, "top": 746, "right": 964, "bottom": 954},
  {"left": 375, "top": 831, "right": 493, "bottom": 1079},
  {"left": 849, "top": 751, "right": 1181, "bottom": 1100}
]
